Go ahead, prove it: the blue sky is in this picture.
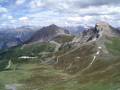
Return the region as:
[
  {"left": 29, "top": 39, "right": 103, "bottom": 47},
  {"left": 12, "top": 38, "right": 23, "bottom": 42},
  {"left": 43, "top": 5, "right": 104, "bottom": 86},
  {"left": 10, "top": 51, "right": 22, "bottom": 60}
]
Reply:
[{"left": 0, "top": 0, "right": 120, "bottom": 27}]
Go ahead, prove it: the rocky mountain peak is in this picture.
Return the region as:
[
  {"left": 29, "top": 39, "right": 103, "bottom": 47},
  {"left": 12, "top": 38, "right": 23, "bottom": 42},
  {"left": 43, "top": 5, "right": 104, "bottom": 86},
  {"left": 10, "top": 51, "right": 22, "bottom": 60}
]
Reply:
[
  {"left": 49, "top": 24, "right": 58, "bottom": 27},
  {"left": 46, "top": 24, "right": 59, "bottom": 30},
  {"left": 72, "top": 22, "right": 120, "bottom": 46},
  {"left": 95, "top": 22, "right": 110, "bottom": 29},
  {"left": 26, "top": 24, "right": 70, "bottom": 43},
  {"left": 95, "top": 22, "right": 114, "bottom": 37}
]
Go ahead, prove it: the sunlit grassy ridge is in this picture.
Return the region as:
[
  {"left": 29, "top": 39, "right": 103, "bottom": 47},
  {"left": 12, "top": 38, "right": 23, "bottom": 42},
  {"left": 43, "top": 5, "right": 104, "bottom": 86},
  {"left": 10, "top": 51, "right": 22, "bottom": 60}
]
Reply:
[
  {"left": 53, "top": 35, "right": 74, "bottom": 43},
  {"left": 106, "top": 37, "right": 120, "bottom": 55},
  {"left": 0, "top": 42, "right": 55, "bottom": 59}
]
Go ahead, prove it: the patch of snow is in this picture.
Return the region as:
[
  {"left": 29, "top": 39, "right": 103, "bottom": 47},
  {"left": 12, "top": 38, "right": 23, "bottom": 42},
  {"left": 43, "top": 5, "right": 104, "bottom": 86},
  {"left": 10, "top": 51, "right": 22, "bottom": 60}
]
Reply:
[
  {"left": 5, "top": 84, "right": 22, "bottom": 90},
  {"left": 5, "top": 60, "right": 12, "bottom": 69},
  {"left": 92, "top": 38, "right": 97, "bottom": 41},
  {"left": 19, "top": 56, "right": 37, "bottom": 59},
  {"left": 76, "top": 57, "right": 81, "bottom": 59},
  {"left": 98, "top": 46, "right": 102, "bottom": 49},
  {"left": 96, "top": 51, "right": 100, "bottom": 55},
  {"left": 90, "top": 56, "right": 96, "bottom": 66}
]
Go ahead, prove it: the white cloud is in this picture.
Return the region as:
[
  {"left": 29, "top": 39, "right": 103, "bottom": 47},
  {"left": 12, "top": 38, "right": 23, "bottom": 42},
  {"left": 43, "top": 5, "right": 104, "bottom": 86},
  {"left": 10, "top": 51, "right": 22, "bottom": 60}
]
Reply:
[
  {"left": 0, "top": 7, "right": 8, "bottom": 13},
  {"left": 29, "top": 0, "right": 46, "bottom": 9},
  {"left": 8, "top": 15, "right": 13, "bottom": 20},
  {"left": 19, "top": 17, "right": 30, "bottom": 25},
  {"left": 1, "top": 0, "right": 120, "bottom": 27},
  {"left": 67, "top": 17, "right": 82, "bottom": 22},
  {"left": 67, "top": 16, "right": 95, "bottom": 26},
  {"left": 0, "top": 14, "right": 14, "bottom": 21},
  {"left": 10, "top": 19, "right": 17, "bottom": 23},
  {"left": 16, "top": 0, "right": 26, "bottom": 5},
  {"left": 24, "top": 0, "right": 119, "bottom": 26}
]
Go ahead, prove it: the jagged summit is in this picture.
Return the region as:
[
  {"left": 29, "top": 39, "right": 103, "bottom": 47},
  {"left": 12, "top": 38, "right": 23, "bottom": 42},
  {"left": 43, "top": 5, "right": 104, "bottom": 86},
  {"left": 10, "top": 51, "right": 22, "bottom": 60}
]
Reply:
[
  {"left": 95, "top": 21, "right": 114, "bottom": 37},
  {"left": 95, "top": 21, "right": 111, "bottom": 31},
  {"left": 49, "top": 24, "right": 58, "bottom": 28},
  {"left": 95, "top": 21, "right": 120, "bottom": 37},
  {"left": 43, "top": 24, "right": 59, "bottom": 31},
  {"left": 96, "top": 21, "right": 110, "bottom": 27},
  {"left": 72, "top": 22, "right": 120, "bottom": 45}
]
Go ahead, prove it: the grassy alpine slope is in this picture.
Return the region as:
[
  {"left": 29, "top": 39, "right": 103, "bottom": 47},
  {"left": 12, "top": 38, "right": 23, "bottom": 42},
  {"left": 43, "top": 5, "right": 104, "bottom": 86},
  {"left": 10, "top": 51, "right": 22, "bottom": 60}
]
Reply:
[{"left": 0, "top": 37, "right": 119, "bottom": 90}]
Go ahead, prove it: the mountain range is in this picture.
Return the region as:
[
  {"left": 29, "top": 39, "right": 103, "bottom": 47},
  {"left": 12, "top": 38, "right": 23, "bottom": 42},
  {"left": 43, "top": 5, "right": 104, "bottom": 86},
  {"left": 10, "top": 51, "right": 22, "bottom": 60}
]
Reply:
[{"left": 0, "top": 22, "right": 120, "bottom": 90}]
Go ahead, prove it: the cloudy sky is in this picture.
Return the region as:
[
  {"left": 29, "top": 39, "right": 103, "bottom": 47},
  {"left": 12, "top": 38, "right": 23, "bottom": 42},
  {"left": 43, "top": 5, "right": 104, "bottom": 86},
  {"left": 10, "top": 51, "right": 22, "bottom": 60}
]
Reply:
[{"left": 0, "top": 0, "right": 120, "bottom": 27}]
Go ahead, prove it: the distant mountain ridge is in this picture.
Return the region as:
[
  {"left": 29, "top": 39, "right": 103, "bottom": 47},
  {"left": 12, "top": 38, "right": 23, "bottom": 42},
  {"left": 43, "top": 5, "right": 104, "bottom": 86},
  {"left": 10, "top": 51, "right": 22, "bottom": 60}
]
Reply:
[
  {"left": 0, "top": 26, "right": 36, "bottom": 50},
  {"left": 64, "top": 25, "right": 85, "bottom": 35},
  {"left": 0, "top": 22, "right": 120, "bottom": 50}
]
